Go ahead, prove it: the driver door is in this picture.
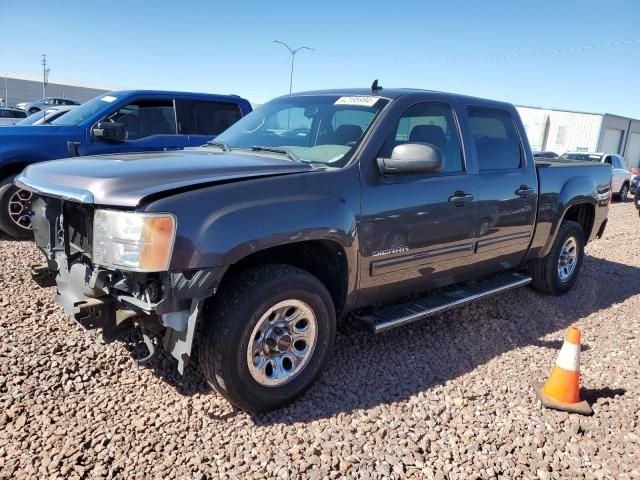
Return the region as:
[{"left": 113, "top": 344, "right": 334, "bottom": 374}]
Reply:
[
  {"left": 358, "top": 101, "right": 479, "bottom": 304},
  {"left": 82, "top": 98, "right": 190, "bottom": 156}
]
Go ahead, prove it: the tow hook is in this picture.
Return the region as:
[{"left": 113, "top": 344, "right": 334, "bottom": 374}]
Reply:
[
  {"left": 136, "top": 327, "right": 158, "bottom": 365},
  {"left": 31, "top": 263, "right": 56, "bottom": 288}
]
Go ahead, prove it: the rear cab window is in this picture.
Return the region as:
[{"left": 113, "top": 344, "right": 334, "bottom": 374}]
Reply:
[{"left": 468, "top": 106, "right": 523, "bottom": 171}]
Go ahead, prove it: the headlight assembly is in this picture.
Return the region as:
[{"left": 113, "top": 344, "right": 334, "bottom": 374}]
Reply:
[{"left": 93, "top": 210, "right": 176, "bottom": 272}]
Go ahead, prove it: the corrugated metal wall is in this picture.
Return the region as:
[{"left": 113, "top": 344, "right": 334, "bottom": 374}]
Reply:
[
  {"left": 0, "top": 76, "right": 107, "bottom": 107},
  {"left": 517, "top": 106, "right": 602, "bottom": 154},
  {"left": 622, "top": 119, "right": 640, "bottom": 169}
]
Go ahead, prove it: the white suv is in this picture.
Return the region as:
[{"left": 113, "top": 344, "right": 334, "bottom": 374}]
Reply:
[{"left": 559, "top": 152, "right": 632, "bottom": 201}]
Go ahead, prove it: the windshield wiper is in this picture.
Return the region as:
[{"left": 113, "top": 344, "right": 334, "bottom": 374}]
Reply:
[
  {"left": 251, "top": 146, "right": 300, "bottom": 162},
  {"left": 205, "top": 140, "right": 231, "bottom": 151}
]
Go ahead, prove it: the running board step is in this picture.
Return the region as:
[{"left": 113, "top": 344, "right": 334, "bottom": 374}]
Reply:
[{"left": 358, "top": 272, "right": 532, "bottom": 333}]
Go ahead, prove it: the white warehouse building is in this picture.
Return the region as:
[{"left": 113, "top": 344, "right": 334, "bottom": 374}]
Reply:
[{"left": 516, "top": 106, "right": 640, "bottom": 169}]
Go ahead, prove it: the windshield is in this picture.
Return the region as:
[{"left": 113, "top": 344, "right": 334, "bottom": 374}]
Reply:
[
  {"left": 214, "top": 94, "right": 389, "bottom": 167},
  {"left": 559, "top": 153, "right": 603, "bottom": 161},
  {"left": 15, "top": 110, "right": 46, "bottom": 125},
  {"left": 50, "top": 93, "right": 120, "bottom": 126}
]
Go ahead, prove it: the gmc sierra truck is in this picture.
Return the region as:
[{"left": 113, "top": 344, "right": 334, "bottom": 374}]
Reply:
[
  {"left": 0, "top": 90, "right": 251, "bottom": 238},
  {"left": 18, "top": 86, "right": 611, "bottom": 412}
]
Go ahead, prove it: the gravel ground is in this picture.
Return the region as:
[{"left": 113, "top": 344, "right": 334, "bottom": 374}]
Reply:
[{"left": 1, "top": 202, "right": 639, "bottom": 479}]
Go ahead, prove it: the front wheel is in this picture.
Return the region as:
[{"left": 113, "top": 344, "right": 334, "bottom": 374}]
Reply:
[
  {"left": 0, "top": 176, "right": 33, "bottom": 239},
  {"left": 529, "top": 220, "right": 585, "bottom": 296},
  {"left": 198, "top": 264, "right": 336, "bottom": 412}
]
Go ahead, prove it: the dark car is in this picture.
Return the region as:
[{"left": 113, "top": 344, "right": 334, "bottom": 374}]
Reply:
[
  {"left": 533, "top": 150, "right": 559, "bottom": 159},
  {"left": 19, "top": 87, "right": 611, "bottom": 412},
  {"left": 630, "top": 175, "right": 639, "bottom": 195},
  {"left": 0, "top": 90, "right": 252, "bottom": 238}
]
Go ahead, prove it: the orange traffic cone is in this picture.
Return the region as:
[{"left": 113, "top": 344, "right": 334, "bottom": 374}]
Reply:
[{"left": 534, "top": 326, "right": 592, "bottom": 415}]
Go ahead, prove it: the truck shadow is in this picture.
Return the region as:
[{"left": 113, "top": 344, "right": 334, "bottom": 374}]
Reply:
[
  {"left": 132, "top": 254, "right": 638, "bottom": 422},
  {"left": 250, "top": 253, "right": 639, "bottom": 424}
]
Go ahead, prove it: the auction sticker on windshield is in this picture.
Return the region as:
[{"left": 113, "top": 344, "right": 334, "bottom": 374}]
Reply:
[{"left": 335, "top": 96, "right": 379, "bottom": 107}]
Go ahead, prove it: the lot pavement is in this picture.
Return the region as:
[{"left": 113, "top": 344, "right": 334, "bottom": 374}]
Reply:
[{"left": 0, "top": 202, "right": 639, "bottom": 479}]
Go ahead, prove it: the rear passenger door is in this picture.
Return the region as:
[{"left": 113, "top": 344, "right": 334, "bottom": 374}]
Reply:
[
  {"left": 608, "top": 155, "right": 627, "bottom": 193},
  {"left": 465, "top": 105, "right": 537, "bottom": 274},
  {"left": 177, "top": 99, "right": 243, "bottom": 146}
]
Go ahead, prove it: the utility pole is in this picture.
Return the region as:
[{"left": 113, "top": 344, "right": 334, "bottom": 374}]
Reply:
[
  {"left": 4, "top": 73, "right": 7, "bottom": 107},
  {"left": 41, "top": 54, "right": 50, "bottom": 98},
  {"left": 272, "top": 40, "right": 314, "bottom": 94}
]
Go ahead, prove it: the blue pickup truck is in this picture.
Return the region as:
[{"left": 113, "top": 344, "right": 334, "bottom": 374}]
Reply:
[{"left": 0, "top": 90, "right": 252, "bottom": 237}]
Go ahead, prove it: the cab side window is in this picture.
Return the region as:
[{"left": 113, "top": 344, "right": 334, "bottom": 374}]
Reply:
[
  {"left": 105, "top": 99, "right": 177, "bottom": 141},
  {"left": 468, "top": 107, "right": 522, "bottom": 171},
  {"left": 179, "top": 100, "right": 242, "bottom": 136},
  {"left": 379, "top": 102, "right": 464, "bottom": 173}
]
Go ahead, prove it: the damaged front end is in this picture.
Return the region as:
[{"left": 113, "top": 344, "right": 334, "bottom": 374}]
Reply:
[{"left": 28, "top": 195, "right": 224, "bottom": 373}]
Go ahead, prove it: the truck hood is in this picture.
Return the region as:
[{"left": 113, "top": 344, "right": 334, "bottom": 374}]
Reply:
[{"left": 16, "top": 149, "right": 314, "bottom": 207}]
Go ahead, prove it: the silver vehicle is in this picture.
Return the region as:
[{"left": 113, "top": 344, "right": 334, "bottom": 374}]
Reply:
[
  {"left": 15, "top": 97, "right": 80, "bottom": 115},
  {"left": 14, "top": 105, "right": 77, "bottom": 126},
  {"left": 0, "top": 107, "right": 28, "bottom": 126},
  {"left": 559, "top": 152, "right": 632, "bottom": 201}
]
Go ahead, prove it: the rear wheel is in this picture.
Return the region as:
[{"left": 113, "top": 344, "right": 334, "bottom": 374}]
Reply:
[
  {"left": 198, "top": 264, "right": 336, "bottom": 412},
  {"left": 0, "top": 176, "right": 33, "bottom": 239},
  {"left": 530, "top": 220, "right": 585, "bottom": 296}
]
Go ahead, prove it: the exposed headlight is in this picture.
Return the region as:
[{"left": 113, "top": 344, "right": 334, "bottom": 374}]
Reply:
[{"left": 93, "top": 210, "right": 176, "bottom": 272}]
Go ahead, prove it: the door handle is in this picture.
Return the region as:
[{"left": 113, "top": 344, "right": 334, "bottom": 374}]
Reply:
[
  {"left": 515, "top": 185, "right": 534, "bottom": 197},
  {"left": 448, "top": 191, "right": 474, "bottom": 206}
]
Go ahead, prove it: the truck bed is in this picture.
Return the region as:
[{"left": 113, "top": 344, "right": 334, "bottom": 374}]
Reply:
[{"left": 526, "top": 158, "right": 611, "bottom": 260}]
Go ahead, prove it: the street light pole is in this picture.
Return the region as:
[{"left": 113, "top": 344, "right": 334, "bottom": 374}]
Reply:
[{"left": 272, "top": 40, "right": 314, "bottom": 94}]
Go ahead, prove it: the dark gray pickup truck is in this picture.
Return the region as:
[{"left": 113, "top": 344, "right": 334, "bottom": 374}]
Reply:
[{"left": 17, "top": 87, "right": 612, "bottom": 412}]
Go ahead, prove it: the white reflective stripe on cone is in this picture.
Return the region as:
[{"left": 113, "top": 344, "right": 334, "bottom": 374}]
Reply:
[{"left": 555, "top": 342, "right": 580, "bottom": 371}]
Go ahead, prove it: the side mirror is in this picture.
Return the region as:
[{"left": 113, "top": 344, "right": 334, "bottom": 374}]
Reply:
[
  {"left": 92, "top": 122, "right": 126, "bottom": 142},
  {"left": 377, "top": 143, "right": 444, "bottom": 175}
]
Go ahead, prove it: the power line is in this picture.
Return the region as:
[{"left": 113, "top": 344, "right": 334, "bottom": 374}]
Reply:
[{"left": 339, "top": 39, "right": 640, "bottom": 64}]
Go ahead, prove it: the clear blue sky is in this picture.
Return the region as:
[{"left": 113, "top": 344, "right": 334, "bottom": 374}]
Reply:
[{"left": 1, "top": 0, "right": 638, "bottom": 116}]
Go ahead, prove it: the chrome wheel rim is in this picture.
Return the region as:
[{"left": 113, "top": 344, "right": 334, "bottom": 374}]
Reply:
[
  {"left": 8, "top": 188, "right": 33, "bottom": 230},
  {"left": 247, "top": 299, "right": 317, "bottom": 387},
  {"left": 558, "top": 236, "right": 578, "bottom": 282}
]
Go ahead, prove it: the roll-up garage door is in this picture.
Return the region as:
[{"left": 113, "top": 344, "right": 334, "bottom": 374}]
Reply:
[
  {"left": 625, "top": 132, "right": 640, "bottom": 169},
  {"left": 602, "top": 128, "right": 623, "bottom": 153}
]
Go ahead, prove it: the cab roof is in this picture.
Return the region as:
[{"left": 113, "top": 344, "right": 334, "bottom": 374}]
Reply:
[
  {"left": 291, "top": 88, "right": 514, "bottom": 108},
  {"left": 106, "top": 89, "right": 248, "bottom": 102}
]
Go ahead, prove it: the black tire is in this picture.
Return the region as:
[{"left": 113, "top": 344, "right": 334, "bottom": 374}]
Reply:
[
  {"left": 0, "top": 176, "right": 33, "bottom": 239},
  {"left": 618, "top": 183, "right": 629, "bottom": 202},
  {"left": 198, "top": 264, "right": 336, "bottom": 413},
  {"left": 529, "top": 220, "right": 585, "bottom": 296}
]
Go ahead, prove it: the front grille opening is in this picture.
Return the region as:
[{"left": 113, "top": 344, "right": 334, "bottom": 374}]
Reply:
[{"left": 63, "top": 202, "right": 93, "bottom": 256}]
